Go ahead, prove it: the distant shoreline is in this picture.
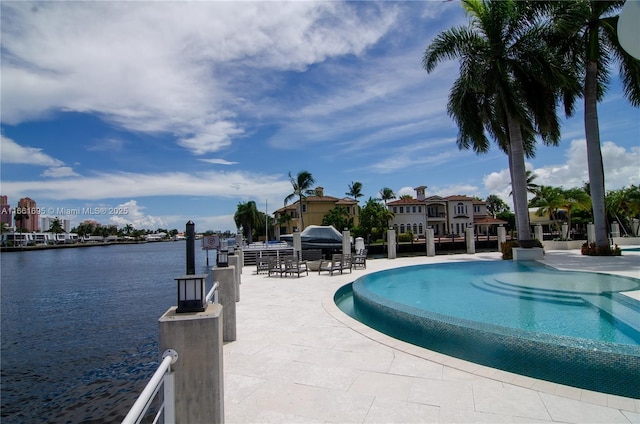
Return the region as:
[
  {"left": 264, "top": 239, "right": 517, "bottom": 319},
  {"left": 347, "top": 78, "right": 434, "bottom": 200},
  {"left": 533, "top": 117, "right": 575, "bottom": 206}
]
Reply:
[{"left": 0, "top": 240, "right": 180, "bottom": 253}]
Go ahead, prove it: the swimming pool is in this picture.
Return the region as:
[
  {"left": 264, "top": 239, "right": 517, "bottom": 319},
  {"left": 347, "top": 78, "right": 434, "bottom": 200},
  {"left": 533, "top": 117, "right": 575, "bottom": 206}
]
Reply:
[{"left": 335, "top": 260, "right": 640, "bottom": 398}]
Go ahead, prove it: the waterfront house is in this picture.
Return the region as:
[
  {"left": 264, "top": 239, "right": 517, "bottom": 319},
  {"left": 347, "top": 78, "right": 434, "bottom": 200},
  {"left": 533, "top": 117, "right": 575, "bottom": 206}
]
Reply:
[{"left": 273, "top": 187, "right": 359, "bottom": 237}]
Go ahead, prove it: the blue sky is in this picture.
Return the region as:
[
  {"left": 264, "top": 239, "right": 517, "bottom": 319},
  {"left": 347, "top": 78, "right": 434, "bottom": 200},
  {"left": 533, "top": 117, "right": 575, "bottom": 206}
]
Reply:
[{"left": 1, "top": 1, "right": 638, "bottom": 233}]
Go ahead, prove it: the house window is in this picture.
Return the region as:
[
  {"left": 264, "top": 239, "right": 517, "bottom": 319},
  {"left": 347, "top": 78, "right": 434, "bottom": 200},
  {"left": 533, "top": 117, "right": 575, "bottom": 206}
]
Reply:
[
  {"left": 400, "top": 224, "right": 405, "bottom": 233},
  {"left": 302, "top": 204, "right": 307, "bottom": 213},
  {"left": 413, "top": 224, "right": 417, "bottom": 233},
  {"left": 474, "top": 205, "right": 481, "bottom": 213},
  {"left": 393, "top": 207, "right": 397, "bottom": 213},
  {"left": 418, "top": 206, "right": 422, "bottom": 213},
  {"left": 418, "top": 223, "right": 423, "bottom": 234},
  {"left": 456, "top": 202, "right": 466, "bottom": 215},
  {"left": 399, "top": 206, "right": 404, "bottom": 213}
]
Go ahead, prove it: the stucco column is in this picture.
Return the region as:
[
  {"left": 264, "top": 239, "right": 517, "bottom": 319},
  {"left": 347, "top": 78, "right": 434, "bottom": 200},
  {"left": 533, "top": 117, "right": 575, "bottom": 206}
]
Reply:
[
  {"left": 425, "top": 228, "right": 435, "bottom": 257},
  {"left": 611, "top": 222, "right": 620, "bottom": 238},
  {"left": 293, "top": 231, "right": 302, "bottom": 259},
  {"left": 228, "top": 255, "right": 241, "bottom": 302},
  {"left": 159, "top": 303, "right": 224, "bottom": 424},
  {"left": 465, "top": 227, "right": 475, "bottom": 254},
  {"left": 387, "top": 229, "right": 396, "bottom": 259},
  {"left": 342, "top": 229, "right": 351, "bottom": 256},
  {"left": 534, "top": 224, "right": 543, "bottom": 242},
  {"left": 212, "top": 266, "right": 236, "bottom": 342},
  {"left": 497, "top": 226, "right": 506, "bottom": 251}
]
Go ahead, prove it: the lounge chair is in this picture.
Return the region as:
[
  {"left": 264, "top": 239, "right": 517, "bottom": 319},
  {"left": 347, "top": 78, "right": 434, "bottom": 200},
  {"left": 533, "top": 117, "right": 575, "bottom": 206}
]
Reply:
[
  {"left": 353, "top": 249, "right": 367, "bottom": 269},
  {"left": 284, "top": 257, "right": 308, "bottom": 277}
]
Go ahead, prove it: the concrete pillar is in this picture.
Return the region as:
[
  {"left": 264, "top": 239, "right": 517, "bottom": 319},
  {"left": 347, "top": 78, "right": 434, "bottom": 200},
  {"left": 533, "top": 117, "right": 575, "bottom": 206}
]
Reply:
[
  {"left": 159, "top": 303, "right": 224, "bottom": 424},
  {"left": 497, "top": 226, "right": 506, "bottom": 250},
  {"left": 342, "top": 229, "right": 351, "bottom": 256},
  {"left": 561, "top": 223, "right": 569, "bottom": 240},
  {"left": 228, "top": 255, "right": 241, "bottom": 302},
  {"left": 387, "top": 229, "right": 396, "bottom": 259},
  {"left": 212, "top": 266, "right": 236, "bottom": 342},
  {"left": 534, "top": 224, "right": 543, "bottom": 242},
  {"left": 425, "top": 228, "right": 435, "bottom": 257},
  {"left": 587, "top": 223, "right": 595, "bottom": 244},
  {"left": 293, "top": 232, "right": 302, "bottom": 259},
  {"left": 465, "top": 227, "right": 475, "bottom": 254},
  {"left": 611, "top": 222, "right": 620, "bottom": 238}
]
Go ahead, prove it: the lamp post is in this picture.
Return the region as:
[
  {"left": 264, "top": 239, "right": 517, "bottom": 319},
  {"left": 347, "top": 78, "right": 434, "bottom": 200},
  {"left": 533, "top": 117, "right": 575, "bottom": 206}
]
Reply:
[{"left": 175, "top": 274, "right": 208, "bottom": 313}]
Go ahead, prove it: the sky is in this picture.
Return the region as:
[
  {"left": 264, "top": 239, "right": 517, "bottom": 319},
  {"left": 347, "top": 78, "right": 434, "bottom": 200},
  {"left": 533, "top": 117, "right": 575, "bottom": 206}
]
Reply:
[{"left": 1, "top": 1, "right": 639, "bottom": 234}]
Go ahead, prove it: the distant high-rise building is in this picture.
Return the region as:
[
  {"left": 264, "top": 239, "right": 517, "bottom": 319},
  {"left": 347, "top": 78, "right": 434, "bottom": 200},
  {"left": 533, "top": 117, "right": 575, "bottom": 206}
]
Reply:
[
  {"left": 16, "top": 197, "right": 39, "bottom": 232},
  {"left": 0, "top": 195, "right": 12, "bottom": 227}
]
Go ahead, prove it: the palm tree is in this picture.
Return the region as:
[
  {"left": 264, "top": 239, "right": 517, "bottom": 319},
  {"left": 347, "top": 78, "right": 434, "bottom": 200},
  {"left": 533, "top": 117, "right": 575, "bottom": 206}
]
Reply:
[
  {"left": 122, "top": 224, "right": 134, "bottom": 236},
  {"left": 379, "top": 187, "right": 396, "bottom": 205},
  {"left": 561, "top": 187, "right": 592, "bottom": 237},
  {"left": 530, "top": 186, "right": 566, "bottom": 235},
  {"left": 550, "top": 1, "right": 640, "bottom": 250},
  {"left": 14, "top": 210, "right": 28, "bottom": 233},
  {"left": 346, "top": 181, "right": 363, "bottom": 203},
  {"left": 48, "top": 218, "right": 64, "bottom": 234},
  {"left": 423, "top": 0, "right": 578, "bottom": 244},
  {"left": 234, "top": 201, "right": 260, "bottom": 243},
  {"left": 284, "top": 170, "right": 316, "bottom": 231}
]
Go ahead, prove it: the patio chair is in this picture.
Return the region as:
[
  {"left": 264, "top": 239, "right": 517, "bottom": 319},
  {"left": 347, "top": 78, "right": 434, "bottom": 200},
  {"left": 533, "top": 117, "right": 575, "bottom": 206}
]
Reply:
[
  {"left": 284, "top": 257, "right": 308, "bottom": 277},
  {"left": 353, "top": 249, "right": 367, "bottom": 269},
  {"left": 256, "top": 257, "right": 270, "bottom": 274},
  {"left": 318, "top": 253, "right": 351, "bottom": 275},
  {"left": 267, "top": 256, "right": 285, "bottom": 277}
]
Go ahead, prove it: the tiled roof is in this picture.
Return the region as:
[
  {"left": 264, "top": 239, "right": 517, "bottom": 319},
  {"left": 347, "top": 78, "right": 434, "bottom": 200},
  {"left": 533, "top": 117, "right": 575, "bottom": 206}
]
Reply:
[{"left": 387, "top": 198, "right": 424, "bottom": 205}]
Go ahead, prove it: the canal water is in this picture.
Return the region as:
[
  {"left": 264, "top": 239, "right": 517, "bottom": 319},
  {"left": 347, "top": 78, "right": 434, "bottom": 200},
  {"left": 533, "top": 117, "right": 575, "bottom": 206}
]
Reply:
[{"left": 1, "top": 241, "right": 214, "bottom": 423}]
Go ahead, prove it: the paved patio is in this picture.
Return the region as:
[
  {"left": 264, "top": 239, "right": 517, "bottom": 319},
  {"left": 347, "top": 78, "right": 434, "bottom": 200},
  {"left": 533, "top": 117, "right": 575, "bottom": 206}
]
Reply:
[{"left": 223, "top": 249, "right": 640, "bottom": 423}]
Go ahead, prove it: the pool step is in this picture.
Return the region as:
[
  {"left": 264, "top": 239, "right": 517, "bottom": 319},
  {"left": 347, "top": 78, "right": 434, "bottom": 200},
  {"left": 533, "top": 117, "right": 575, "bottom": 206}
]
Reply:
[
  {"left": 474, "top": 278, "right": 585, "bottom": 305},
  {"left": 581, "top": 293, "right": 640, "bottom": 334}
]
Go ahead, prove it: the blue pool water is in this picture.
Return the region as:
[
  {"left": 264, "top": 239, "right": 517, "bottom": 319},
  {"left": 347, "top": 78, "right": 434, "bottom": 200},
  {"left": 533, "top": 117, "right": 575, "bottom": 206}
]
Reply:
[{"left": 335, "top": 260, "right": 640, "bottom": 398}]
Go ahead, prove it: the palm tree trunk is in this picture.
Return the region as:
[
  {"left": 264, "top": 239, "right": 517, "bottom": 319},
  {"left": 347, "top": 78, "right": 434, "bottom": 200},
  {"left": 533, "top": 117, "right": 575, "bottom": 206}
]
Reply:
[
  {"left": 584, "top": 60, "right": 609, "bottom": 248},
  {"left": 507, "top": 115, "right": 532, "bottom": 242}
]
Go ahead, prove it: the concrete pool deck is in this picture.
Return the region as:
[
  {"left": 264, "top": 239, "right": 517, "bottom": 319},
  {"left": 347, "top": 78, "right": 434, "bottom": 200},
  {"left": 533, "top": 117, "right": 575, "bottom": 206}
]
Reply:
[{"left": 223, "top": 249, "right": 640, "bottom": 423}]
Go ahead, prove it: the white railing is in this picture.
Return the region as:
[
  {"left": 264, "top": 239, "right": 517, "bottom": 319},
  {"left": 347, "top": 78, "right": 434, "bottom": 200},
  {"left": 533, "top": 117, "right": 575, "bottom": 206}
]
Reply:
[
  {"left": 122, "top": 349, "right": 178, "bottom": 424},
  {"left": 206, "top": 281, "right": 219, "bottom": 304}
]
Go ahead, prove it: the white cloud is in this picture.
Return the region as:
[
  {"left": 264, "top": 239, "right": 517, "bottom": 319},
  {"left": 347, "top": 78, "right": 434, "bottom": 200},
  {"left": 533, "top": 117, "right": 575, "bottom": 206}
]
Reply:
[
  {"left": 1, "top": 1, "right": 397, "bottom": 155},
  {"left": 532, "top": 139, "right": 639, "bottom": 190},
  {"left": 0, "top": 134, "right": 63, "bottom": 166},
  {"left": 0, "top": 169, "right": 292, "bottom": 202},
  {"left": 41, "top": 166, "right": 79, "bottom": 178},
  {"left": 109, "top": 200, "right": 166, "bottom": 230},
  {"left": 198, "top": 158, "right": 238, "bottom": 166},
  {"left": 482, "top": 139, "right": 640, "bottom": 208}
]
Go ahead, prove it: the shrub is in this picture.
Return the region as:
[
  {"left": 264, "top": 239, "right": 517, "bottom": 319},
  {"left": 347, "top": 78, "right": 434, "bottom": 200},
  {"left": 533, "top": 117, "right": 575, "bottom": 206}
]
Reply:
[
  {"left": 398, "top": 232, "right": 414, "bottom": 243},
  {"left": 581, "top": 242, "right": 622, "bottom": 256}
]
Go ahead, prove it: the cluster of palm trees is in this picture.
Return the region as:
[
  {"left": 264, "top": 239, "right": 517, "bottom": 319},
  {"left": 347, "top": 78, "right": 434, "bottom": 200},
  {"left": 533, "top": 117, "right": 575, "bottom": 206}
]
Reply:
[
  {"left": 530, "top": 183, "right": 640, "bottom": 238},
  {"left": 423, "top": 0, "right": 639, "bottom": 252}
]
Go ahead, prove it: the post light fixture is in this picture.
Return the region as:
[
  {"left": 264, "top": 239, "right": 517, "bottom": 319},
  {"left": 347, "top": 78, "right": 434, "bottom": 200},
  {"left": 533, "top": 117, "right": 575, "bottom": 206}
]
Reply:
[
  {"left": 216, "top": 248, "right": 228, "bottom": 267},
  {"left": 175, "top": 274, "right": 208, "bottom": 313}
]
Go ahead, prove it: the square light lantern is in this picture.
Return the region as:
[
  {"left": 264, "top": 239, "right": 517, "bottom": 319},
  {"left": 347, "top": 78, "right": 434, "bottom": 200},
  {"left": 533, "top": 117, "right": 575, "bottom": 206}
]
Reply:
[
  {"left": 216, "top": 248, "right": 228, "bottom": 267},
  {"left": 175, "top": 274, "right": 208, "bottom": 313}
]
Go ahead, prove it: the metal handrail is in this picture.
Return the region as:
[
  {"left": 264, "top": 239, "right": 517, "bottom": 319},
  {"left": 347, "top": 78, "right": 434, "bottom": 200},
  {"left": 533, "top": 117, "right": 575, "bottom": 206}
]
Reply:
[
  {"left": 122, "top": 349, "right": 178, "bottom": 424},
  {"left": 206, "top": 281, "right": 219, "bottom": 304}
]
